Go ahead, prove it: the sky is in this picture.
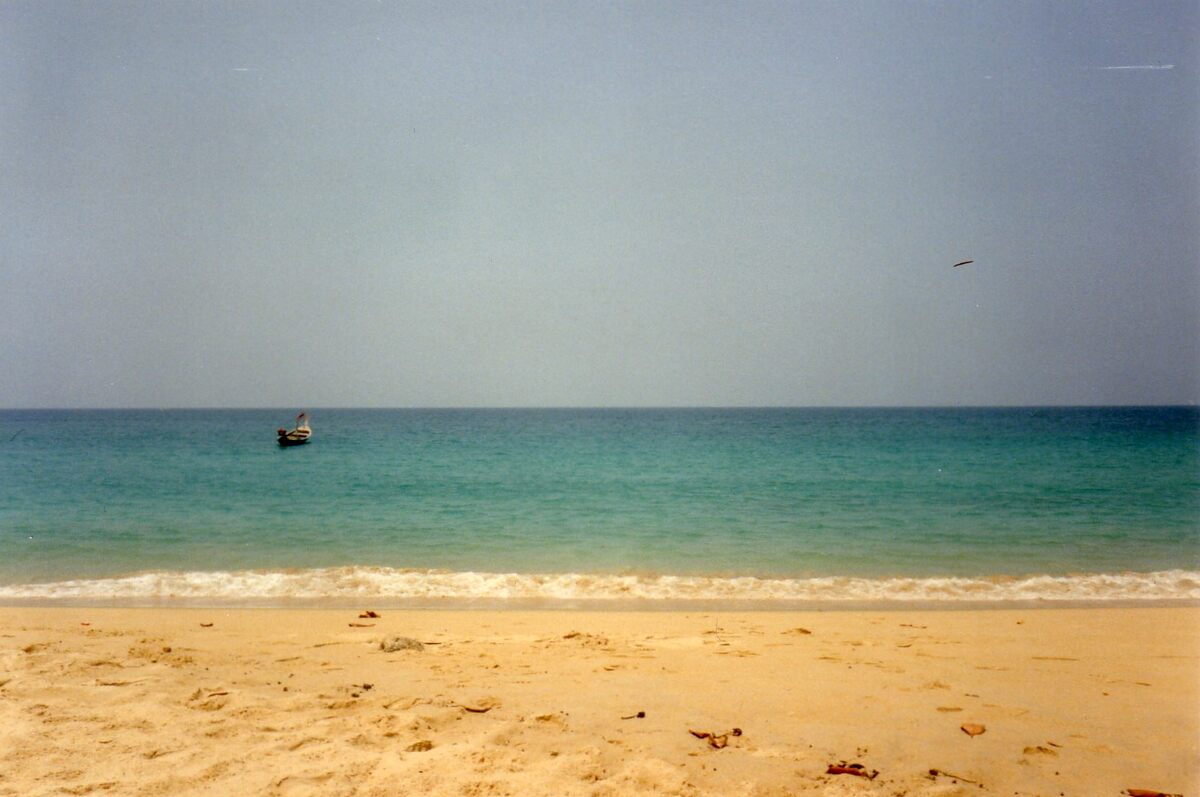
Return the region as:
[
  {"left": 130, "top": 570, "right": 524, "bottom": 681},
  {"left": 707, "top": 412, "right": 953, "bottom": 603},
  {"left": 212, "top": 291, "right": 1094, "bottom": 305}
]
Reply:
[{"left": 1, "top": 1, "right": 1196, "bottom": 408}]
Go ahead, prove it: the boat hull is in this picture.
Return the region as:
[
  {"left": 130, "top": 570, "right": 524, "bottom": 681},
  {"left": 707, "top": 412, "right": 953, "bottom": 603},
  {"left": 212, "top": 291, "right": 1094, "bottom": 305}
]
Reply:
[{"left": 276, "top": 413, "right": 311, "bottom": 446}]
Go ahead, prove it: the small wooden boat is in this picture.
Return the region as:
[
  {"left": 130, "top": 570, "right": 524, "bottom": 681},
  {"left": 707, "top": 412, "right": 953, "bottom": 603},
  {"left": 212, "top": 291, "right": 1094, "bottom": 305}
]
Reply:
[{"left": 277, "top": 413, "right": 311, "bottom": 446}]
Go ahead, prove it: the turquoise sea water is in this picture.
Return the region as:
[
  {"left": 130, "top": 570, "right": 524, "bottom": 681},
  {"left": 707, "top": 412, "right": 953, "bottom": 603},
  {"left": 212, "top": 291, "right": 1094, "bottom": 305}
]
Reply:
[{"left": 1, "top": 408, "right": 1197, "bottom": 605}]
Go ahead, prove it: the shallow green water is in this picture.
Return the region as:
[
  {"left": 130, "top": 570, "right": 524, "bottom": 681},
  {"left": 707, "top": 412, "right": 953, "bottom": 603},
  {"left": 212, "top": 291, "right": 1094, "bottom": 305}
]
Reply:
[{"left": 1, "top": 407, "right": 1196, "bottom": 602}]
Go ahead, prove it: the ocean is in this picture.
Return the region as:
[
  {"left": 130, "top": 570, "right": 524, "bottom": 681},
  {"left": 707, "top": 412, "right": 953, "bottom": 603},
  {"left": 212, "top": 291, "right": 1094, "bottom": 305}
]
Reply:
[{"left": 1, "top": 407, "right": 1197, "bottom": 607}]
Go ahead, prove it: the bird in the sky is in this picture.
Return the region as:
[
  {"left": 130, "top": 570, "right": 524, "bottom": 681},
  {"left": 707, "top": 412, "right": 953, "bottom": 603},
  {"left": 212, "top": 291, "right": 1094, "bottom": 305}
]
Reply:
[{"left": 952, "top": 260, "right": 974, "bottom": 268}]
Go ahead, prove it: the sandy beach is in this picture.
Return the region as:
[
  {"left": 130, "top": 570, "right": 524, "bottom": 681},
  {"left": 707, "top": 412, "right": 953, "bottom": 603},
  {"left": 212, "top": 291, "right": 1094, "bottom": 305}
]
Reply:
[{"left": 0, "top": 606, "right": 1195, "bottom": 796}]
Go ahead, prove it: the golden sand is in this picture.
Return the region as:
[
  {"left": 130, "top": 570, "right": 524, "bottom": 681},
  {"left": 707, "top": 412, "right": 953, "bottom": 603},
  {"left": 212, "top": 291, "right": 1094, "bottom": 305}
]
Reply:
[{"left": 1, "top": 607, "right": 1195, "bottom": 796}]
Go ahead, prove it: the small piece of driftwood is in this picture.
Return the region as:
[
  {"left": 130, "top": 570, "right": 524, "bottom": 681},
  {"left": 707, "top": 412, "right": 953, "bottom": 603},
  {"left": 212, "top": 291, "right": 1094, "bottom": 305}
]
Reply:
[{"left": 826, "top": 762, "right": 878, "bottom": 780}]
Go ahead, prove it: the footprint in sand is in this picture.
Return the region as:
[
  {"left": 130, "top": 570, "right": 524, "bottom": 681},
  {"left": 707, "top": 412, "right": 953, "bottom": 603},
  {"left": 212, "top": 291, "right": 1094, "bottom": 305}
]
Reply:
[
  {"left": 274, "top": 772, "right": 335, "bottom": 795},
  {"left": 323, "top": 698, "right": 360, "bottom": 710},
  {"left": 1022, "top": 745, "right": 1058, "bottom": 757},
  {"left": 455, "top": 695, "right": 501, "bottom": 713},
  {"left": 410, "top": 708, "right": 464, "bottom": 732},
  {"left": 185, "top": 687, "right": 230, "bottom": 711},
  {"left": 534, "top": 712, "right": 569, "bottom": 729},
  {"left": 382, "top": 696, "right": 429, "bottom": 711},
  {"left": 560, "top": 631, "right": 612, "bottom": 650}
]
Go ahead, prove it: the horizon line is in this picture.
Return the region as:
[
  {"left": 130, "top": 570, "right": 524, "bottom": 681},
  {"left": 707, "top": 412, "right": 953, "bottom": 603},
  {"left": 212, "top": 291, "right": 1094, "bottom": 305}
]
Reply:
[{"left": 2, "top": 403, "right": 1197, "bottom": 412}]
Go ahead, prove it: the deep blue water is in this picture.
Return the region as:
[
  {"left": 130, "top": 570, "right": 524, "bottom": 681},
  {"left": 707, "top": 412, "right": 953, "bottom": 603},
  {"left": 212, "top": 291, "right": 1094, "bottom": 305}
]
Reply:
[{"left": 0, "top": 408, "right": 1197, "bottom": 602}]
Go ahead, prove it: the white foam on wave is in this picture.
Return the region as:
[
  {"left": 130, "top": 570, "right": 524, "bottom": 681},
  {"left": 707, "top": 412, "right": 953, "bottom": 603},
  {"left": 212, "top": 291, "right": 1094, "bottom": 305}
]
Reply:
[{"left": 1, "top": 567, "right": 1198, "bottom": 604}]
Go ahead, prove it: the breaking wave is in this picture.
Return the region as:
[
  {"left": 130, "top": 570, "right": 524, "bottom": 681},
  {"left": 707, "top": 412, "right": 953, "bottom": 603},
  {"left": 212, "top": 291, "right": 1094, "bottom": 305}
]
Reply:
[{"left": 1, "top": 567, "right": 1198, "bottom": 605}]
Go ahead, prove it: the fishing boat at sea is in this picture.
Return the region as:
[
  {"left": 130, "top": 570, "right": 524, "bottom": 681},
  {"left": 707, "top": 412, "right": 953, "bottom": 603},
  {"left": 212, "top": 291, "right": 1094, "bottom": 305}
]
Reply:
[{"left": 277, "top": 413, "right": 311, "bottom": 447}]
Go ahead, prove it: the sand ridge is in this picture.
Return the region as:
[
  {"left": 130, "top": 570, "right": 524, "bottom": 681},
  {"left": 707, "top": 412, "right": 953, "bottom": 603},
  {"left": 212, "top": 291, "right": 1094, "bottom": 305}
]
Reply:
[{"left": 0, "top": 607, "right": 1195, "bottom": 796}]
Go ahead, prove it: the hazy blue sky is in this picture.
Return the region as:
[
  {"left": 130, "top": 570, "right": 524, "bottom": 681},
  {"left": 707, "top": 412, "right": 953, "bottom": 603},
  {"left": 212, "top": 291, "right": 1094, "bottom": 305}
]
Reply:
[{"left": 2, "top": 1, "right": 1196, "bottom": 407}]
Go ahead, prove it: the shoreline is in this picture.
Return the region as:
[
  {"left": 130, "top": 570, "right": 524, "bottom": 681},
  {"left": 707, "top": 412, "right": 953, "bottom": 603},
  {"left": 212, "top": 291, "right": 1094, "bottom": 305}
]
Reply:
[
  {"left": 2, "top": 605, "right": 1196, "bottom": 795},
  {"left": 2, "top": 566, "right": 1196, "bottom": 607}
]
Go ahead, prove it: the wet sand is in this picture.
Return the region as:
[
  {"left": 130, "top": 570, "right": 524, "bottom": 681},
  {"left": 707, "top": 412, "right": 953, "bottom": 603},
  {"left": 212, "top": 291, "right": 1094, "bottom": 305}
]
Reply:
[{"left": 0, "top": 606, "right": 1195, "bottom": 796}]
